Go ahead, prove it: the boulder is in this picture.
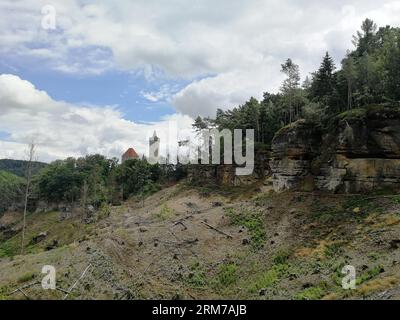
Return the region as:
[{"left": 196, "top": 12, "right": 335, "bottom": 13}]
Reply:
[{"left": 31, "top": 231, "right": 48, "bottom": 244}]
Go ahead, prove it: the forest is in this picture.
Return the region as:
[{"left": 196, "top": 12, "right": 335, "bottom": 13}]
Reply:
[{"left": 193, "top": 19, "right": 400, "bottom": 148}]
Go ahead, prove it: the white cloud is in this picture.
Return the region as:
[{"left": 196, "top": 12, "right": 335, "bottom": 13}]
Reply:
[
  {"left": 0, "top": 74, "right": 195, "bottom": 162},
  {"left": 1, "top": 0, "right": 400, "bottom": 118},
  {"left": 141, "top": 84, "right": 180, "bottom": 103}
]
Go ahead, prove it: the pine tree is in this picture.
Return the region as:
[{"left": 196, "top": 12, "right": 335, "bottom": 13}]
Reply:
[
  {"left": 192, "top": 116, "right": 208, "bottom": 132},
  {"left": 241, "top": 97, "right": 260, "bottom": 140},
  {"left": 310, "top": 52, "right": 336, "bottom": 107},
  {"left": 352, "top": 18, "right": 378, "bottom": 56},
  {"left": 302, "top": 76, "right": 312, "bottom": 91}
]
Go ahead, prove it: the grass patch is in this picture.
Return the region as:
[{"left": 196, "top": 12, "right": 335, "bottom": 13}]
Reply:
[
  {"left": 273, "top": 249, "right": 292, "bottom": 265},
  {"left": 191, "top": 182, "right": 263, "bottom": 200},
  {"left": 331, "top": 264, "right": 386, "bottom": 297},
  {"left": 368, "top": 252, "right": 381, "bottom": 262},
  {"left": 186, "top": 262, "right": 208, "bottom": 288},
  {"left": 311, "top": 207, "right": 349, "bottom": 224},
  {"left": 0, "top": 211, "right": 92, "bottom": 258},
  {"left": 225, "top": 208, "right": 266, "bottom": 250},
  {"left": 216, "top": 263, "right": 238, "bottom": 287},
  {"left": 311, "top": 195, "right": 385, "bottom": 225},
  {"left": 0, "top": 287, "right": 10, "bottom": 301},
  {"left": 356, "top": 265, "right": 385, "bottom": 286},
  {"left": 357, "top": 276, "right": 398, "bottom": 296},
  {"left": 296, "top": 240, "right": 341, "bottom": 260},
  {"left": 17, "top": 272, "right": 36, "bottom": 284},
  {"left": 295, "top": 283, "right": 328, "bottom": 300},
  {"left": 338, "top": 108, "right": 367, "bottom": 121},
  {"left": 344, "top": 196, "right": 384, "bottom": 215},
  {"left": 248, "top": 264, "right": 289, "bottom": 293},
  {"left": 370, "top": 214, "right": 400, "bottom": 229},
  {"left": 0, "top": 241, "right": 18, "bottom": 258},
  {"left": 157, "top": 204, "right": 175, "bottom": 221},
  {"left": 324, "top": 242, "right": 344, "bottom": 259},
  {"left": 253, "top": 193, "right": 273, "bottom": 207},
  {"left": 393, "top": 196, "right": 400, "bottom": 205}
]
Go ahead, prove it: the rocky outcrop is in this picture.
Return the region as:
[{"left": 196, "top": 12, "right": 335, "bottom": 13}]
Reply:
[
  {"left": 271, "top": 120, "right": 321, "bottom": 191},
  {"left": 187, "top": 164, "right": 254, "bottom": 186},
  {"left": 187, "top": 151, "right": 271, "bottom": 187},
  {"left": 271, "top": 106, "right": 400, "bottom": 193}
]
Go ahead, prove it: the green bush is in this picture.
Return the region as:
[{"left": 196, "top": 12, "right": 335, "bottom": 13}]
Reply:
[
  {"left": 226, "top": 208, "right": 266, "bottom": 250},
  {"left": 273, "top": 249, "right": 292, "bottom": 265},
  {"left": 217, "top": 263, "right": 238, "bottom": 287},
  {"left": 295, "top": 283, "right": 327, "bottom": 300},
  {"left": 186, "top": 262, "right": 208, "bottom": 288},
  {"left": 17, "top": 272, "right": 35, "bottom": 284},
  {"left": 157, "top": 204, "right": 175, "bottom": 220},
  {"left": 356, "top": 265, "right": 384, "bottom": 285},
  {"left": 249, "top": 264, "right": 289, "bottom": 293}
]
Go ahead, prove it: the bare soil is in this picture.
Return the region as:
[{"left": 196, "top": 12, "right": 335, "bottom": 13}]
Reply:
[{"left": 0, "top": 183, "right": 400, "bottom": 300}]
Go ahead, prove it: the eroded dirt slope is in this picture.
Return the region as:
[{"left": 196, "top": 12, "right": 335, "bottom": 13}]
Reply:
[{"left": 1, "top": 183, "right": 400, "bottom": 300}]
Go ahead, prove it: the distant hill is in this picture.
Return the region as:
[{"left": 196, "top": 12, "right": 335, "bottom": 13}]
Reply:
[
  {"left": 0, "top": 170, "right": 25, "bottom": 213},
  {"left": 0, "top": 159, "right": 47, "bottom": 177}
]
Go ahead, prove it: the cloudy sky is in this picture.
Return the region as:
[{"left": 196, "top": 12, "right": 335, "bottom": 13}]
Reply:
[{"left": 0, "top": 0, "right": 399, "bottom": 162}]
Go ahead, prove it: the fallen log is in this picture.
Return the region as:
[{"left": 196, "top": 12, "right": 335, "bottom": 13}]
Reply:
[{"left": 201, "top": 221, "right": 233, "bottom": 239}]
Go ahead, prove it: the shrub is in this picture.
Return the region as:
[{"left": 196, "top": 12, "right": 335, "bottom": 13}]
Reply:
[
  {"left": 273, "top": 249, "right": 292, "bottom": 265},
  {"left": 186, "top": 262, "right": 208, "bottom": 288},
  {"left": 157, "top": 204, "right": 175, "bottom": 220},
  {"left": 249, "top": 264, "right": 289, "bottom": 293},
  {"left": 17, "top": 272, "right": 35, "bottom": 284},
  {"left": 226, "top": 208, "right": 266, "bottom": 250},
  {"left": 295, "top": 283, "right": 328, "bottom": 300},
  {"left": 217, "top": 263, "right": 238, "bottom": 287}
]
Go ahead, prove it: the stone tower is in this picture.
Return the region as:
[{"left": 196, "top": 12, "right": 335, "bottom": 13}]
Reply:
[{"left": 149, "top": 131, "right": 160, "bottom": 161}]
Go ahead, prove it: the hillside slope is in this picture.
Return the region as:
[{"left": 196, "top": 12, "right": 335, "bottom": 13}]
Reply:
[
  {"left": 0, "top": 159, "right": 47, "bottom": 178},
  {"left": 0, "top": 183, "right": 400, "bottom": 300},
  {"left": 0, "top": 171, "right": 24, "bottom": 213}
]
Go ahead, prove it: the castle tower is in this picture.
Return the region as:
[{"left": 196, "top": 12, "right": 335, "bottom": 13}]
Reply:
[{"left": 149, "top": 131, "right": 160, "bottom": 161}]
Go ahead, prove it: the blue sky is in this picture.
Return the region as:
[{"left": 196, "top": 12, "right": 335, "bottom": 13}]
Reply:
[{"left": 0, "top": 52, "right": 187, "bottom": 123}]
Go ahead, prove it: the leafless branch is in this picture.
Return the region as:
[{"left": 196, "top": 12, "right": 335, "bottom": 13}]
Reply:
[{"left": 63, "top": 264, "right": 92, "bottom": 300}]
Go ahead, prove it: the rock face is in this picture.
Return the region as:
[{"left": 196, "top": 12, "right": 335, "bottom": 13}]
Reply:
[
  {"left": 271, "top": 120, "right": 321, "bottom": 191},
  {"left": 187, "top": 151, "right": 271, "bottom": 187},
  {"left": 187, "top": 164, "right": 255, "bottom": 186},
  {"left": 271, "top": 106, "right": 400, "bottom": 193}
]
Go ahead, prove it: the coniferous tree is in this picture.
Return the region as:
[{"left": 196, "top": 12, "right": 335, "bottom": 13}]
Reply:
[
  {"left": 192, "top": 116, "right": 209, "bottom": 132},
  {"left": 352, "top": 18, "right": 378, "bottom": 56},
  {"left": 193, "top": 19, "right": 400, "bottom": 151},
  {"left": 310, "top": 52, "right": 336, "bottom": 108}
]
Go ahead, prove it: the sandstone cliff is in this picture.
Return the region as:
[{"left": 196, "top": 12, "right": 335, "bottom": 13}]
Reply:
[{"left": 271, "top": 105, "right": 400, "bottom": 193}]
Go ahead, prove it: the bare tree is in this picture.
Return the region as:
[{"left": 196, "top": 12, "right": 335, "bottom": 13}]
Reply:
[{"left": 20, "top": 142, "right": 37, "bottom": 255}]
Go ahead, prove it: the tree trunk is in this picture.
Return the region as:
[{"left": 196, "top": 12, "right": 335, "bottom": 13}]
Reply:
[{"left": 21, "top": 143, "right": 36, "bottom": 255}]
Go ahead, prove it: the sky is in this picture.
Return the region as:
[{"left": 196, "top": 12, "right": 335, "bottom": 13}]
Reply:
[{"left": 0, "top": 0, "right": 399, "bottom": 162}]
